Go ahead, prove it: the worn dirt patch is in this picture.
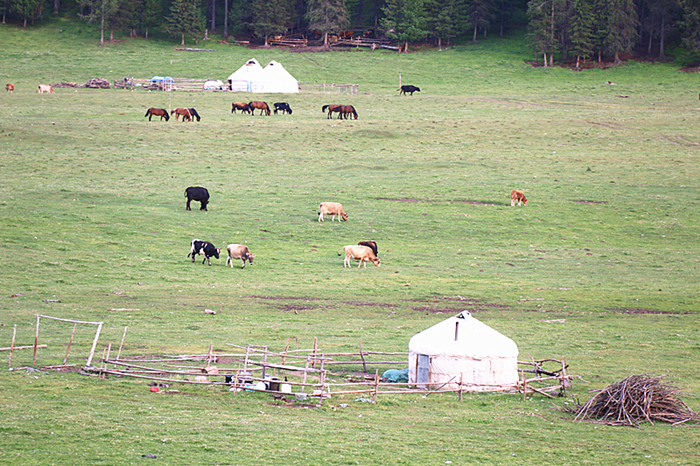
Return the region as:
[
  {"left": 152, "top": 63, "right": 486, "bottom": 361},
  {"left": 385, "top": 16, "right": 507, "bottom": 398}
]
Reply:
[
  {"left": 343, "top": 301, "right": 398, "bottom": 308},
  {"left": 606, "top": 308, "right": 693, "bottom": 315},
  {"left": 407, "top": 296, "right": 511, "bottom": 313},
  {"left": 376, "top": 198, "right": 497, "bottom": 205},
  {"left": 280, "top": 304, "right": 315, "bottom": 312},
  {"left": 247, "top": 295, "right": 320, "bottom": 301},
  {"left": 571, "top": 200, "right": 607, "bottom": 204}
]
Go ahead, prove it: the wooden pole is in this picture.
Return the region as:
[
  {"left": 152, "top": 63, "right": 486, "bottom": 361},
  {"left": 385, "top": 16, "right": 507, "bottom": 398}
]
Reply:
[
  {"left": 301, "top": 355, "right": 310, "bottom": 393},
  {"left": 115, "top": 326, "right": 128, "bottom": 368},
  {"left": 206, "top": 343, "right": 213, "bottom": 367},
  {"left": 281, "top": 338, "right": 290, "bottom": 365},
  {"left": 311, "top": 337, "right": 317, "bottom": 368},
  {"left": 63, "top": 323, "right": 77, "bottom": 365},
  {"left": 8, "top": 324, "right": 17, "bottom": 366},
  {"left": 458, "top": 373, "right": 464, "bottom": 402},
  {"left": 372, "top": 369, "right": 379, "bottom": 403},
  {"left": 360, "top": 341, "right": 367, "bottom": 373},
  {"left": 1, "top": 344, "right": 47, "bottom": 351},
  {"left": 86, "top": 322, "right": 103, "bottom": 367},
  {"left": 33, "top": 315, "right": 40, "bottom": 366}
]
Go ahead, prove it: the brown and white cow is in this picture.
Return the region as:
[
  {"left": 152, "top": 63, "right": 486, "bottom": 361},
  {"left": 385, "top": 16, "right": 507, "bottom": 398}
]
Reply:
[
  {"left": 510, "top": 190, "right": 527, "bottom": 207},
  {"left": 6, "top": 83, "right": 14, "bottom": 92},
  {"left": 319, "top": 202, "right": 348, "bottom": 222},
  {"left": 343, "top": 245, "right": 380, "bottom": 268},
  {"left": 226, "top": 244, "right": 255, "bottom": 269},
  {"left": 38, "top": 84, "right": 54, "bottom": 94}
]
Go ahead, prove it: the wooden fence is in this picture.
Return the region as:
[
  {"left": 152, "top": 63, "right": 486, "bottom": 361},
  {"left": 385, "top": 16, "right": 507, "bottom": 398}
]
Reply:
[{"left": 298, "top": 82, "right": 359, "bottom": 95}]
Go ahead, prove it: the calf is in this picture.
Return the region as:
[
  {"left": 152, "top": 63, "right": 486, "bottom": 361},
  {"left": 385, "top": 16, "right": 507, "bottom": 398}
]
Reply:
[
  {"left": 188, "top": 239, "right": 220, "bottom": 265},
  {"left": 6, "top": 83, "right": 14, "bottom": 92},
  {"left": 185, "top": 186, "right": 210, "bottom": 211},
  {"left": 38, "top": 84, "right": 54, "bottom": 94},
  {"left": 399, "top": 85, "right": 420, "bottom": 96},
  {"left": 273, "top": 102, "right": 293, "bottom": 115},
  {"left": 319, "top": 202, "right": 348, "bottom": 222},
  {"left": 343, "top": 245, "right": 380, "bottom": 268},
  {"left": 510, "top": 190, "right": 528, "bottom": 207},
  {"left": 226, "top": 244, "right": 255, "bottom": 269}
]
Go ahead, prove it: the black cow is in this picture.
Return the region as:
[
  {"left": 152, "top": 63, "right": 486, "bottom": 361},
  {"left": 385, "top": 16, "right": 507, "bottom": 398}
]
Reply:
[
  {"left": 273, "top": 102, "right": 293, "bottom": 115},
  {"left": 185, "top": 186, "right": 209, "bottom": 211},
  {"left": 399, "top": 85, "right": 421, "bottom": 96},
  {"left": 188, "top": 239, "right": 220, "bottom": 265}
]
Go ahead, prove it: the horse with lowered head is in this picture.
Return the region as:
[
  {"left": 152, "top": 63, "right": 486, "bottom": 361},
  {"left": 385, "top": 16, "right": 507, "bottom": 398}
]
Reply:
[
  {"left": 322, "top": 104, "right": 341, "bottom": 119},
  {"left": 145, "top": 107, "right": 170, "bottom": 121},
  {"left": 248, "top": 101, "right": 271, "bottom": 116},
  {"left": 339, "top": 105, "right": 358, "bottom": 120}
]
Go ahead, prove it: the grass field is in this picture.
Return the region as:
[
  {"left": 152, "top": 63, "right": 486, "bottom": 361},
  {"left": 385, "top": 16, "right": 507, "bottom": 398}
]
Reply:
[{"left": 1, "top": 15, "right": 699, "bottom": 464}]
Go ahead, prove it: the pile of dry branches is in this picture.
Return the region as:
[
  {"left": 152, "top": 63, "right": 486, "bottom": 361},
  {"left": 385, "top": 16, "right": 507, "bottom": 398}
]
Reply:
[{"left": 572, "top": 374, "right": 699, "bottom": 426}]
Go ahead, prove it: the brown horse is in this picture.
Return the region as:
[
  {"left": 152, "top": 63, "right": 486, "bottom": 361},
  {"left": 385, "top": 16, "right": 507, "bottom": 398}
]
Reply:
[
  {"left": 248, "top": 101, "right": 270, "bottom": 116},
  {"left": 171, "top": 108, "right": 193, "bottom": 122},
  {"left": 231, "top": 102, "right": 251, "bottom": 114},
  {"left": 322, "top": 104, "right": 341, "bottom": 119},
  {"left": 145, "top": 107, "right": 170, "bottom": 121},
  {"left": 6, "top": 83, "right": 14, "bottom": 92},
  {"left": 339, "top": 105, "right": 358, "bottom": 120}
]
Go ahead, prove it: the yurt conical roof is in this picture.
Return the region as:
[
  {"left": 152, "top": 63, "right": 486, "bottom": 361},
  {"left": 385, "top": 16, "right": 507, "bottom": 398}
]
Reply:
[
  {"left": 261, "top": 60, "right": 299, "bottom": 93},
  {"left": 227, "top": 58, "right": 265, "bottom": 92},
  {"left": 409, "top": 311, "right": 518, "bottom": 358}
]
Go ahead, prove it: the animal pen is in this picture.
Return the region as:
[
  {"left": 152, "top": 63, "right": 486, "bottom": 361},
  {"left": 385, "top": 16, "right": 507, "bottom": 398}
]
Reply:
[{"left": 6, "top": 316, "right": 573, "bottom": 402}]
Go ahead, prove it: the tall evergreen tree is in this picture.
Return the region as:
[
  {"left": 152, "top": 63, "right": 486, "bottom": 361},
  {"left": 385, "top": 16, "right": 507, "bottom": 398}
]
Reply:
[
  {"left": 467, "top": 0, "right": 495, "bottom": 42},
  {"left": 164, "top": 0, "right": 204, "bottom": 45},
  {"left": 80, "top": 0, "right": 122, "bottom": 46},
  {"left": 424, "top": 0, "right": 462, "bottom": 48},
  {"left": 678, "top": 0, "right": 700, "bottom": 55},
  {"left": 381, "top": 0, "right": 428, "bottom": 52},
  {"left": 527, "top": 0, "right": 561, "bottom": 66},
  {"left": 250, "top": 0, "right": 293, "bottom": 45},
  {"left": 306, "top": 0, "right": 349, "bottom": 46},
  {"left": 568, "top": 0, "right": 594, "bottom": 68},
  {"left": 140, "top": 0, "right": 161, "bottom": 38},
  {"left": 11, "top": 0, "right": 44, "bottom": 27},
  {"left": 603, "top": 0, "right": 637, "bottom": 63}
]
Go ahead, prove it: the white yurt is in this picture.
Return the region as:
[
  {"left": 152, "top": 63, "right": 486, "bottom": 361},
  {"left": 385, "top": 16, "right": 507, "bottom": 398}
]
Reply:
[
  {"left": 227, "top": 58, "right": 265, "bottom": 92},
  {"left": 261, "top": 60, "right": 299, "bottom": 93},
  {"left": 408, "top": 311, "right": 519, "bottom": 391}
]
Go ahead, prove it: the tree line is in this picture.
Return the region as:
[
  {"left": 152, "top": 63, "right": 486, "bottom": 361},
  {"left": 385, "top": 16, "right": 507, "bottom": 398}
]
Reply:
[{"left": 1, "top": 0, "right": 698, "bottom": 61}]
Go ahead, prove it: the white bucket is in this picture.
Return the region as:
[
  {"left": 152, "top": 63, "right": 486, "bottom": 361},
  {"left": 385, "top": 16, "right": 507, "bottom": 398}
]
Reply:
[{"left": 280, "top": 383, "right": 292, "bottom": 393}]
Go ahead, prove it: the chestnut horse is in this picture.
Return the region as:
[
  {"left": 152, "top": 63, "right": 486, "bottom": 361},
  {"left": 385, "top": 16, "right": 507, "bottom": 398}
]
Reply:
[
  {"left": 6, "top": 83, "right": 14, "bottom": 92},
  {"left": 171, "top": 108, "right": 193, "bottom": 121},
  {"left": 248, "top": 101, "right": 270, "bottom": 116},
  {"left": 339, "top": 105, "right": 358, "bottom": 120},
  {"left": 145, "top": 108, "right": 170, "bottom": 121},
  {"left": 231, "top": 102, "right": 251, "bottom": 114},
  {"left": 322, "top": 104, "right": 342, "bottom": 119}
]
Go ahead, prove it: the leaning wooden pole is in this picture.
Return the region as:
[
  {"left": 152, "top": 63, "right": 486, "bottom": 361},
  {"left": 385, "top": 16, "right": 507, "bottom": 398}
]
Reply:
[
  {"left": 85, "top": 322, "right": 103, "bottom": 367},
  {"left": 8, "top": 324, "right": 17, "bottom": 367},
  {"left": 63, "top": 323, "right": 77, "bottom": 365},
  {"left": 115, "top": 326, "right": 128, "bottom": 368},
  {"left": 33, "top": 315, "right": 40, "bottom": 366}
]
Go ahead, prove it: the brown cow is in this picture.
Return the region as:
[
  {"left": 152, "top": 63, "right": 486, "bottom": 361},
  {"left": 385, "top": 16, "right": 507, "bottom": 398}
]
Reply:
[
  {"left": 6, "top": 83, "right": 14, "bottom": 92},
  {"left": 319, "top": 202, "right": 348, "bottom": 222},
  {"left": 343, "top": 245, "right": 380, "bottom": 268},
  {"left": 225, "top": 244, "right": 255, "bottom": 269},
  {"left": 511, "top": 190, "right": 527, "bottom": 207}
]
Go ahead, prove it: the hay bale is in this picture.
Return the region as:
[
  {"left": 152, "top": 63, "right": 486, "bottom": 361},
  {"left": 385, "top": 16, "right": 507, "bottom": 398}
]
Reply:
[{"left": 572, "top": 374, "right": 699, "bottom": 426}]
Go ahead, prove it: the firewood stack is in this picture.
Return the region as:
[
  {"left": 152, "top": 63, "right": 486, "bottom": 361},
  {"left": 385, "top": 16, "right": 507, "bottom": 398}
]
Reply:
[{"left": 572, "top": 374, "right": 699, "bottom": 426}]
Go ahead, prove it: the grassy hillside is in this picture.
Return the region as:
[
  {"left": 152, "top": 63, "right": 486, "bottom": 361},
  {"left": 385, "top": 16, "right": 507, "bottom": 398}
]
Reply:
[{"left": 1, "top": 14, "right": 699, "bottom": 465}]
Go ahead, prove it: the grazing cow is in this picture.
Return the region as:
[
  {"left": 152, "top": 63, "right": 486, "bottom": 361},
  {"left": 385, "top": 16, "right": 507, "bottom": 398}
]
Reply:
[
  {"left": 188, "top": 239, "right": 220, "bottom": 266},
  {"left": 38, "top": 84, "right": 54, "bottom": 94},
  {"left": 319, "top": 202, "right": 348, "bottom": 222},
  {"left": 510, "top": 190, "right": 528, "bottom": 207},
  {"left": 399, "top": 85, "right": 420, "bottom": 95},
  {"left": 232, "top": 102, "right": 251, "bottom": 114},
  {"left": 188, "top": 108, "right": 201, "bottom": 121},
  {"left": 185, "top": 186, "right": 210, "bottom": 211},
  {"left": 343, "top": 245, "right": 380, "bottom": 268},
  {"left": 358, "top": 240, "right": 378, "bottom": 256},
  {"left": 6, "top": 83, "right": 14, "bottom": 92},
  {"left": 226, "top": 244, "right": 255, "bottom": 269},
  {"left": 273, "top": 102, "right": 293, "bottom": 115}
]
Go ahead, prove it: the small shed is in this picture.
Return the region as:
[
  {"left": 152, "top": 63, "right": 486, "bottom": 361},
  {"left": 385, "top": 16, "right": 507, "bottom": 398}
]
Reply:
[{"left": 408, "top": 311, "right": 519, "bottom": 391}]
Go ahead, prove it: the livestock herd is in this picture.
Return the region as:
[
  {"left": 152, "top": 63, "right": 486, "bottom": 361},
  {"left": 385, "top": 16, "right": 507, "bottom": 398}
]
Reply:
[{"left": 144, "top": 101, "right": 360, "bottom": 121}]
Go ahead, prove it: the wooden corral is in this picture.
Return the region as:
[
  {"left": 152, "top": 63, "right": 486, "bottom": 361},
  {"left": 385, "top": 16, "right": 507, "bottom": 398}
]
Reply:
[
  {"left": 298, "top": 82, "right": 358, "bottom": 95},
  {"left": 113, "top": 78, "right": 227, "bottom": 92}
]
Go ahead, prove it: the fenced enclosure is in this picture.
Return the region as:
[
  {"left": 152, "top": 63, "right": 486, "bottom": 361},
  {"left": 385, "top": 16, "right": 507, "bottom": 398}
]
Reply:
[{"left": 298, "top": 82, "right": 359, "bottom": 95}]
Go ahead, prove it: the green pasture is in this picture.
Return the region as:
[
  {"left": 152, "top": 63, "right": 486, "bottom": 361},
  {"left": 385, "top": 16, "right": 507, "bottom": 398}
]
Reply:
[{"left": 1, "top": 16, "right": 699, "bottom": 464}]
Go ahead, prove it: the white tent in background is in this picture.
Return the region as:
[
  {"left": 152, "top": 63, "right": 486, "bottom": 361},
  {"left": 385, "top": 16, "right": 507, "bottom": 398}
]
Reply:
[
  {"left": 408, "top": 311, "right": 519, "bottom": 392},
  {"left": 227, "top": 58, "right": 265, "bottom": 92},
  {"left": 260, "top": 60, "right": 299, "bottom": 93}
]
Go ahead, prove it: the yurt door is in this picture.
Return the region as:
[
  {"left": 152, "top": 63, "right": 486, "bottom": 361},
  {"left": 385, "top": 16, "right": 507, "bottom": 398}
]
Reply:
[{"left": 416, "top": 354, "right": 430, "bottom": 388}]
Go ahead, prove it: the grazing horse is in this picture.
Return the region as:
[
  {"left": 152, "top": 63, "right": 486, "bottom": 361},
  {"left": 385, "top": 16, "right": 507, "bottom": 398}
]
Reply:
[
  {"left": 248, "top": 101, "right": 271, "bottom": 116},
  {"left": 171, "top": 108, "right": 193, "bottom": 121},
  {"left": 188, "top": 108, "right": 201, "bottom": 121},
  {"left": 231, "top": 102, "right": 251, "bottom": 114},
  {"left": 322, "top": 104, "right": 341, "bottom": 119},
  {"left": 6, "top": 83, "right": 14, "bottom": 92},
  {"left": 339, "top": 105, "right": 358, "bottom": 120},
  {"left": 145, "top": 108, "right": 170, "bottom": 121}
]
